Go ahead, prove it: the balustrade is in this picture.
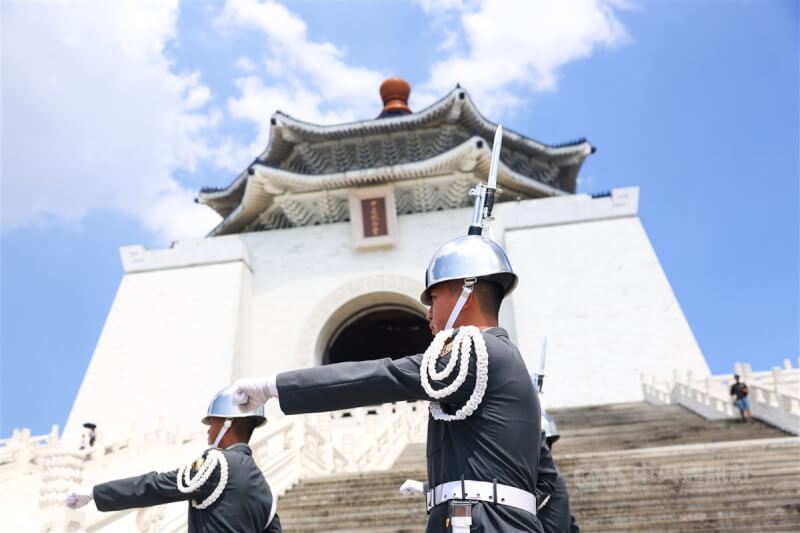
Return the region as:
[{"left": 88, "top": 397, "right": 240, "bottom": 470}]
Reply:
[{"left": 640, "top": 362, "right": 799, "bottom": 434}]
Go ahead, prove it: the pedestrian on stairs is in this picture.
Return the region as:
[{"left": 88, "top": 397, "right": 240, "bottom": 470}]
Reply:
[
  {"left": 65, "top": 386, "right": 282, "bottom": 532},
  {"left": 730, "top": 374, "right": 752, "bottom": 422}
]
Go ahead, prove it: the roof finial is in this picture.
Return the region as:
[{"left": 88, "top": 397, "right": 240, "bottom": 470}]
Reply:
[{"left": 379, "top": 77, "right": 412, "bottom": 118}]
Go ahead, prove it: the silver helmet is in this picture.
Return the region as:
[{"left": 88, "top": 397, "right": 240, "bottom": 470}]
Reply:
[
  {"left": 201, "top": 386, "right": 267, "bottom": 428},
  {"left": 421, "top": 235, "right": 518, "bottom": 305}
]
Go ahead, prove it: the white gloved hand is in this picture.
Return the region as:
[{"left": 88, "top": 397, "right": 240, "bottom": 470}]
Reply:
[
  {"left": 232, "top": 377, "right": 274, "bottom": 412},
  {"left": 65, "top": 486, "right": 93, "bottom": 509},
  {"left": 399, "top": 479, "right": 425, "bottom": 497}
]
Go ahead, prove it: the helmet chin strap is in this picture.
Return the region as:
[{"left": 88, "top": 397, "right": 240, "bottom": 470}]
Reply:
[
  {"left": 212, "top": 419, "right": 232, "bottom": 449},
  {"left": 444, "top": 278, "right": 477, "bottom": 331}
]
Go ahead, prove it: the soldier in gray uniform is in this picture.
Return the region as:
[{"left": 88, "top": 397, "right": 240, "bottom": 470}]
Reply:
[
  {"left": 536, "top": 429, "right": 579, "bottom": 533},
  {"left": 234, "top": 238, "right": 544, "bottom": 532},
  {"left": 534, "top": 368, "right": 580, "bottom": 533},
  {"left": 234, "top": 127, "right": 543, "bottom": 532},
  {"left": 65, "top": 386, "right": 281, "bottom": 533}
]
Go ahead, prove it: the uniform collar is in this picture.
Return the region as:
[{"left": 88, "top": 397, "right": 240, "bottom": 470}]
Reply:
[
  {"left": 482, "top": 327, "right": 508, "bottom": 339},
  {"left": 224, "top": 442, "right": 253, "bottom": 455}
]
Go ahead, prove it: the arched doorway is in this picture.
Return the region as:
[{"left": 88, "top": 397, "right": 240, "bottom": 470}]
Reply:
[{"left": 324, "top": 305, "right": 432, "bottom": 365}]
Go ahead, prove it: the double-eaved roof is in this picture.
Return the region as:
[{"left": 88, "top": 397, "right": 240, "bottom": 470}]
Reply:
[{"left": 198, "top": 84, "right": 593, "bottom": 236}]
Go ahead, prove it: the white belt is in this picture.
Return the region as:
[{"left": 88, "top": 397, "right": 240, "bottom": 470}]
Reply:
[{"left": 426, "top": 480, "right": 537, "bottom": 516}]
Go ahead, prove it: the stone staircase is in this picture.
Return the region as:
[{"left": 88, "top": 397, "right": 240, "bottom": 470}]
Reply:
[
  {"left": 549, "top": 402, "right": 789, "bottom": 454},
  {"left": 278, "top": 403, "right": 799, "bottom": 532},
  {"left": 277, "top": 442, "right": 428, "bottom": 532},
  {"left": 560, "top": 438, "right": 799, "bottom": 532}
]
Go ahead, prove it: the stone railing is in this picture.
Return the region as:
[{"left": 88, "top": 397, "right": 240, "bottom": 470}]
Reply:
[
  {"left": 0, "top": 421, "right": 194, "bottom": 476},
  {"left": 642, "top": 359, "right": 800, "bottom": 434},
  {"left": 0, "top": 425, "right": 61, "bottom": 473},
  {"left": 251, "top": 401, "right": 427, "bottom": 496},
  {"left": 5, "top": 400, "right": 428, "bottom": 532}
]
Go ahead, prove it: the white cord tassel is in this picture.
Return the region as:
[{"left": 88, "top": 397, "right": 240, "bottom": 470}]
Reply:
[
  {"left": 420, "top": 325, "right": 489, "bottom": 421},
  {"left": 176, "top": 449, "right": 229, "bottom": 509}
]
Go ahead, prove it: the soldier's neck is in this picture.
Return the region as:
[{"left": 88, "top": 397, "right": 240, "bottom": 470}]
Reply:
[
  {"left": 455, "top": 313, "right": 498, "bottom": 331},
  {"left": 219, "top": 435, "right": 249, "bottom": 449}
]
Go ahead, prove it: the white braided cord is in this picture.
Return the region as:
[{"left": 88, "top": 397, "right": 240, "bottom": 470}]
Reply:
[
  {"left": 420, "top": 325, "right": 489, "bottom": 421},
  {"left": 176, "top": 449, "right": 229, "bottom": 509}
]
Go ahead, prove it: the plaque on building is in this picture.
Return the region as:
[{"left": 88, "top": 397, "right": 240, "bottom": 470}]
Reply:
[
  {"left": 349, "top": 185, "right": 398, "bottom": 249},
  {"left": 361, "top": 197, "right": 388, "bottom": 237}
]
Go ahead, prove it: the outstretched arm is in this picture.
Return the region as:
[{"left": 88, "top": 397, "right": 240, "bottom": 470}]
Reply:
[
  {"left": 234, "top": 340, "right": 480, "bottom": 416},
  {"left": 68, "top": 455, "right": 220, "bottom": 512},
  {"left": 93, "top": 470, "right": 195, "bottom": 511},
  {"left": 276, "top": 350, "right": 478, "bottom": 415}
]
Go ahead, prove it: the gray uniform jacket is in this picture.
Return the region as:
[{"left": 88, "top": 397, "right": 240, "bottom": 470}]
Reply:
[
  {"left": 93, "top": 443, "right": 282, "bottom": 533},
  {"left": 277, "top": 327, "right": 543, "bottom": 532},
  {"left": 536, "top": 433, "right": 579, "bottom": 533}
]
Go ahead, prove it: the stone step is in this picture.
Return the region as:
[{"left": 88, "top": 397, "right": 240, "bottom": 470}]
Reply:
[
  {"left": 280, "top": 495, "right": 424, "bottom": 512},
  {"left": 579, "top": 515, "right": 800, "bottom": 533},
  {"left": 571, "top": 492, "right": 800, "bottom": 512},
  {"left": 279, "top": 507, "right": 426, "bottom": 531},
  {"left": 579, "top": 501, "right": 800, "bottom": 527},
  {"left": 549, "top": 402, "right": 790, "bottom": 454}
]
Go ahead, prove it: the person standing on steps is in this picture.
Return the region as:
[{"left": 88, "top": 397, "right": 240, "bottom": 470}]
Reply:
[{"left": 730, "top": 374, "right": 752, "bottom": 422}]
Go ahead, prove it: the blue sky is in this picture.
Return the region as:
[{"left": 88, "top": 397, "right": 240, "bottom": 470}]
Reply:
[{"left": 2, "top": 0, "right": 798, "bottom": 437}]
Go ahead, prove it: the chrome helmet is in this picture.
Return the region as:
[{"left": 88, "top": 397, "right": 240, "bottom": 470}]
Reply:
[
  {"left": 421, "top": 235, "right": 518, "bottom": 305},
  {"left": 202, "top": 386, "right": 267, "bottom": 427}
]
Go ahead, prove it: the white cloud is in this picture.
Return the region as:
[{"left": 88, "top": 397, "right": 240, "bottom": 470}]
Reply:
[
  {"left": 1, "top": 0, "right": 631, "bottom": 242},
  {"left": 1, "top": 0, "right": 221, "bottom": 242},
  {"left": 216, "top": 0, "right": 386, "bottom": 144},
  {"left": 235, "top": 56, "right": 257, "bottom": 71},
  {"left": 417, "top": 0, "right": 631, "bottom": 116},
  {"left": 415, "top": 0, "right": 469, "bottom": 14},
  {"left": 216, "top": 0, "right": 630, "bottom": 134}
]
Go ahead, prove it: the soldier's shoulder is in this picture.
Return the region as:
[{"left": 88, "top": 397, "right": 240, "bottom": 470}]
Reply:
[
  {"left": 219, "top": 444, "right": 256, "bottom": 466},
  {"left": 482, "top": 329, "right": 517, "bottom": 353}
]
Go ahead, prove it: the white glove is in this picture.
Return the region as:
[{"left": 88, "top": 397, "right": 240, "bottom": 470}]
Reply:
[
  {"left": 65, "top": 486, "right": 93, "bottom": 509},
  {"left": 399, "top": 479, "right": 425, "bottom": 497},
  {"left": 232, "top": 377, "right": 275, "bottom": 412}
]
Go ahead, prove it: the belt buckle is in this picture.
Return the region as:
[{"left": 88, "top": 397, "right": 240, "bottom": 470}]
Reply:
[{"left": 426, "top": 489, "right": 434, "bottom": 514}]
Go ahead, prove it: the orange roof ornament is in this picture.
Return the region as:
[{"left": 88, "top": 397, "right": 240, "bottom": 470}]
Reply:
[{"left": 379, "top": 77, "right": 412, "bottom": 117}]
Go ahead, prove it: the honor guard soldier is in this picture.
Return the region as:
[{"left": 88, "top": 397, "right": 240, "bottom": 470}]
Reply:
[
  {"left": 533, "top": 360, "right": 580, "bottom": 533},
  {"left": 65, "top": 386, "right": 282, "bottom": 533},
  {"left": 233, "top": 127, "right": 546, "bottom": 532},
  {"left": 535, "top": 432, "right": 579, "bottom": 533}
]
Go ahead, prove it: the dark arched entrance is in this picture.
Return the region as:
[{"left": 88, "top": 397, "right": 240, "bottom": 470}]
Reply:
[{"left": 324, "top": 305, "right": 433, "bottom": 365}]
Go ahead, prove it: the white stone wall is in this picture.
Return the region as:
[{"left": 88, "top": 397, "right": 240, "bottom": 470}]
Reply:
[
  {"left": 64, "top": 261, "right": 249, "bottom": 445},
  {"left": 65, "top": 187, "right": 711, "bottom": 439},
  {"left": 504, "top": 212, "right": 710, "bottom": 408}
]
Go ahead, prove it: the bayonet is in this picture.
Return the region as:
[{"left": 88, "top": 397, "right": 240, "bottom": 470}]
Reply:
[{"left": 468, "top": 125, "right": 503, "bottom": 235}]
